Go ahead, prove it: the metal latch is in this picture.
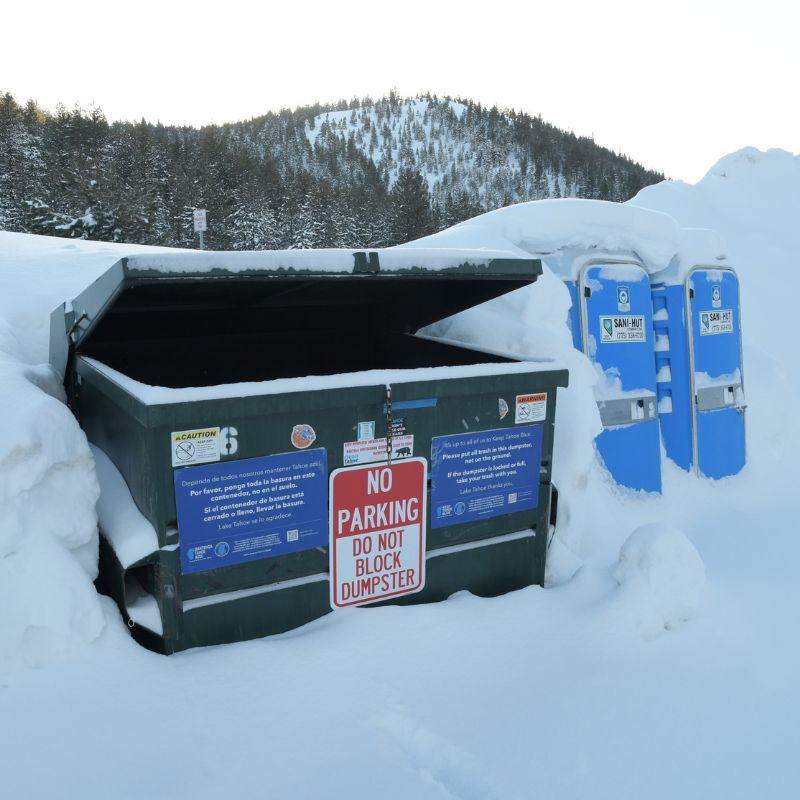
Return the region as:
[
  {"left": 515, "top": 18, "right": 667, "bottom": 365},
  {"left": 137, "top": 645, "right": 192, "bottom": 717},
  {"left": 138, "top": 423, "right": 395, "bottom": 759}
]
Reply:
[{"left": 596, "top": 393, "right": 658, "bottom": 427}]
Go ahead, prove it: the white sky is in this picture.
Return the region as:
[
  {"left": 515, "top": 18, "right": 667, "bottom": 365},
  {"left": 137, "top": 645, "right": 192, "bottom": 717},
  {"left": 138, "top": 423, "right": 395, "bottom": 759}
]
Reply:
[{"left": 3, "top": 0, "right": 798, "bottom": 183}]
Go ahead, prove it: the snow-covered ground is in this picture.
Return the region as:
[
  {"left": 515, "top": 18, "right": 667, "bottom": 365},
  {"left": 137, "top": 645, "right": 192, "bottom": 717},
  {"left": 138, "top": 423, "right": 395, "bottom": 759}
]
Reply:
[{"left": 1, "top": 148, "right": 798, "bottom": 798}]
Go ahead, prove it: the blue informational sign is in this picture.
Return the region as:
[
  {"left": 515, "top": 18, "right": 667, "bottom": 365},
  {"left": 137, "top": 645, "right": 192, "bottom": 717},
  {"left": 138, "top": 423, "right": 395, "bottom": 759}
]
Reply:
[
  {"left": 174, "top": 448, "right": 328, "bottom": 574},
  {"left": 431, "top": 426, "right": 543, "bottom": 528}
]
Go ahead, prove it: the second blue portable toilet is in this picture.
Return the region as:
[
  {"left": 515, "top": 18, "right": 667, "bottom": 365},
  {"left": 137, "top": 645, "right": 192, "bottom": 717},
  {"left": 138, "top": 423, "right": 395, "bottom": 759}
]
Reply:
[{"left": 652, "top": 260, "right": 746, "bottom": 479}]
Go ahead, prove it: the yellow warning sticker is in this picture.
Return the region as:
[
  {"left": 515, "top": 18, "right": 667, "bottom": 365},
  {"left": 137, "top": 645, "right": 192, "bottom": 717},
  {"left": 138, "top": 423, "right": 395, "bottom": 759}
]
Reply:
[{"left": 171, "top": 427, "right": 220, "bottom": 467}]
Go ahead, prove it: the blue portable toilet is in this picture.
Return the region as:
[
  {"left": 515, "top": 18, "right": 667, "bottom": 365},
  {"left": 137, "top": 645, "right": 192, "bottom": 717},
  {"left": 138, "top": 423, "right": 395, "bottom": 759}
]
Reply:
[
  {"left": 564, "top": 259, "right": 661, "bottom": 492},
  {"left": 651, "top": 247, "right": 746, "bottom": 478}
]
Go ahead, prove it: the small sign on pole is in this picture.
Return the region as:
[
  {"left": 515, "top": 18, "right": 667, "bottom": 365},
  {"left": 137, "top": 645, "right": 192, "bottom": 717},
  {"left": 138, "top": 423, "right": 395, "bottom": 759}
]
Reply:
[
  {"left": 330, "top": 458, "right": 427, "bottom": 608},
  {"left": 193, "top": 208, "right": 207, "bottom": 250}
]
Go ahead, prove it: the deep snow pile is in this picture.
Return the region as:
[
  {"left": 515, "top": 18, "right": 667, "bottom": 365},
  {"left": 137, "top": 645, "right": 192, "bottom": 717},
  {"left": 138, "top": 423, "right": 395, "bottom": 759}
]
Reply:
[
  {"left": 630, "top": 148, "right": 800, "bottom": 509},
  {"left": 1, "top": 148, "right": 799, "bottom": 798},
  {"left": 0, "top": 235, "right": 168, "bottom": 665},
  {"left": 612, "top": 523, "right": 706, "bottom": 639}
]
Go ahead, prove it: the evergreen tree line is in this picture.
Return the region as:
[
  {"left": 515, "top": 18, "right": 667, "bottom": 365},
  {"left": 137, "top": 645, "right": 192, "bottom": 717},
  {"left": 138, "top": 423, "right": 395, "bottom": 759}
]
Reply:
[{"left": 0, "top": 91, "right": 664, "bottom": 249}]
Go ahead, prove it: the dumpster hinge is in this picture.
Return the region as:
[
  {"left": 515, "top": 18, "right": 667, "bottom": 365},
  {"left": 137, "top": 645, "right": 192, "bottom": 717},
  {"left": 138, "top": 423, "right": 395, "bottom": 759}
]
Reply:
[{"left": 68, "top": 310, "right": 90, "bottom": 341}]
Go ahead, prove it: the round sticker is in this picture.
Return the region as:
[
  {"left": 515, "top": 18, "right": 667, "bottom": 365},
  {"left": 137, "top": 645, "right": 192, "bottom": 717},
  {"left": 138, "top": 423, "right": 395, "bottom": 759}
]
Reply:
[
  {"left": 291, "top": 424, "right": 317, "bottom": 449},
  {"left": 498, "top": 398, "right": 509, "bottom": 419}
]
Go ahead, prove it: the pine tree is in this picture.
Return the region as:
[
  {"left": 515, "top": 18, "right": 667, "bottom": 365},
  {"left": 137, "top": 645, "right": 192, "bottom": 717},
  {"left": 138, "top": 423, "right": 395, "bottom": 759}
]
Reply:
[{"left": 390, "top": 168, "right": 433, "bottom": 244}]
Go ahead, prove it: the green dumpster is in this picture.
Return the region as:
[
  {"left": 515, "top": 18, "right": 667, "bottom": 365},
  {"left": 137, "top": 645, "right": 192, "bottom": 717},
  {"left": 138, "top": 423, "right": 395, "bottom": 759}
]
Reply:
[{"left": 51, "top": 248, "right": 568, "bottom": 653}]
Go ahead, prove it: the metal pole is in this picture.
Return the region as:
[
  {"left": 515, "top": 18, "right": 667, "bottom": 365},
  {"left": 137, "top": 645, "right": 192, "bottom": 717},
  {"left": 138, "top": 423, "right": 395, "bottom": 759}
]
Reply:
[{"left": 198, "top": 230, "right": 205, "bottom": 250}]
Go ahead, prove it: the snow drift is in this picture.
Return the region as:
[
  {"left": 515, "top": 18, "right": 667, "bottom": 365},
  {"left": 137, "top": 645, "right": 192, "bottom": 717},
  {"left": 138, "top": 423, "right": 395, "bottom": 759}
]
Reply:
[{"left": 0, "top": 235, "right": 166, "bottom": 666}]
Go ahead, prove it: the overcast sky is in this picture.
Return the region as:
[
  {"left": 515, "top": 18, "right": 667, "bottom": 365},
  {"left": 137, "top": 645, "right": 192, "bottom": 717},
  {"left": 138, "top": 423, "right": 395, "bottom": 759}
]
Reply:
[{"left": 3, "top": 0, "right": 797, "bottom": 183}]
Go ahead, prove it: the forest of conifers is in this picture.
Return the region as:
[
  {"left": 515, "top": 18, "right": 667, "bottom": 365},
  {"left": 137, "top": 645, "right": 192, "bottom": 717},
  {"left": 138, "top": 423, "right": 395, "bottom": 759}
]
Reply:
[{"left": 0, "top": 91, "right": 664, "bottom": 249}]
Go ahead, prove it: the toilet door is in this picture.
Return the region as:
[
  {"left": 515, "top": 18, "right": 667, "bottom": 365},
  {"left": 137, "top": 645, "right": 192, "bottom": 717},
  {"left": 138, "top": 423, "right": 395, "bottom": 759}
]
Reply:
[
  {"left": 686, "top": 268, "right": 746, "bottom": 478},
  {"left": 580, "top": 263, "right": 661, "bottom": 493}
]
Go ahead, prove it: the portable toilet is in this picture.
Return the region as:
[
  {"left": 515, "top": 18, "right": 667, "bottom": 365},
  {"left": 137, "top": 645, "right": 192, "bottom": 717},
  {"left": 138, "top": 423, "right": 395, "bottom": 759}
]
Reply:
[
  {"left": 651, "top": 230, "right": 746, "bottom": 478},
  {"left": 560, "top": 255, "right": 661, "bottom": 492}
]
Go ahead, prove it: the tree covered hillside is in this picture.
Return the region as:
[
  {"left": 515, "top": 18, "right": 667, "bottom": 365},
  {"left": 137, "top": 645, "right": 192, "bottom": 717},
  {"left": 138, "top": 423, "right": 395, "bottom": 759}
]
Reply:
[{"left": 0, "top": 91, "right": 664, "bottom": 249}]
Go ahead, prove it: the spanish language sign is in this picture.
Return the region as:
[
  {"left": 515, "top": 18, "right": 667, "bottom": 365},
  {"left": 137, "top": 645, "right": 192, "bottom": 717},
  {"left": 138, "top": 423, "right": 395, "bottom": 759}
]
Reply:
[
  {"left": 330, "top": 458, "right": 427, "bottom": 608},
  {"left": 174, "top": 449, "right": 328, "bottom": 574},
  {"left": 431, "top": 426, "right": 542, "bottom": 528}
]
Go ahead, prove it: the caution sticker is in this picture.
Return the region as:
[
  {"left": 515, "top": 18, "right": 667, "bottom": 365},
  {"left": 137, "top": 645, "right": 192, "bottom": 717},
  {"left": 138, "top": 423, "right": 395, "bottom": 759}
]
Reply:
[
  {"left": 699, "top": 309, "right": 733, "bottom": 335},
  {"left": 171, "top": 427, "right": 220, "bottom": 467},
  {"left": 600, "top": 315, "right": 646, "bottom": 343},
  {"left": 515, "top": 393, "right": 547, "bottom": 424},
  {"left": 343, "top": 435, "right": 414, "bottom": 466}
]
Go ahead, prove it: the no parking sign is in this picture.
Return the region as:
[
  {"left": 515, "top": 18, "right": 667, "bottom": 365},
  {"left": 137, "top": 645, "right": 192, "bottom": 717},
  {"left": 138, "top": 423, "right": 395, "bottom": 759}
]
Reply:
[{"left": 330, "top": 458, "right": 427, "bottom": 608}]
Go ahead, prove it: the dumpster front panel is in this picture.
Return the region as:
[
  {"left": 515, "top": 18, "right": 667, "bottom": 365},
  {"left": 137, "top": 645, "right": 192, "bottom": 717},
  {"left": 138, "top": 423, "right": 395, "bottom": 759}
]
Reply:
[
  {"left": 687, "top": 268, "right": 746, "bottom": 478},
  {"left": 579, "top": 264, "right": 661, "bottom": 493}
]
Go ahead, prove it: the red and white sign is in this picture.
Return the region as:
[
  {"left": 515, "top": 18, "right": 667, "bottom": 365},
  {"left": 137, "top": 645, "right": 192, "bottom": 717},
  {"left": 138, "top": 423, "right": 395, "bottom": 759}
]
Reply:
[
  {"left": 515, "top": 392, "right": 547, "bottom": 423},
  {"left": 343, "top": 434, "right": 414, "bottom": 466},
  {"left": 330, "top": 458, "right": 427, "bottom": 608},
  {"left": 193, "top": 208, "right": 207, "bottom": 232}
]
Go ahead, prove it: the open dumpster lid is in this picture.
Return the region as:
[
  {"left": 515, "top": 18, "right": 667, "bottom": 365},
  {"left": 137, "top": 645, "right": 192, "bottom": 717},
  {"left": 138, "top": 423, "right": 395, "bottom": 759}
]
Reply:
[{"left": 50, "top": 247, "right": 542, "bottom": 379}]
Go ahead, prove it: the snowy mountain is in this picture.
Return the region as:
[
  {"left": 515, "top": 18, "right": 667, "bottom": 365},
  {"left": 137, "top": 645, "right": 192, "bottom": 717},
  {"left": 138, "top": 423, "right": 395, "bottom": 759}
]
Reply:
[
  {"left": 1, "top": 146, "right": 798, "bottom": 798},
  {"left": 0, "top": 91, "right": 663, "bottom": 249},
  {"left": 305, "top": 97, "right": 657, "bottom": 209}
]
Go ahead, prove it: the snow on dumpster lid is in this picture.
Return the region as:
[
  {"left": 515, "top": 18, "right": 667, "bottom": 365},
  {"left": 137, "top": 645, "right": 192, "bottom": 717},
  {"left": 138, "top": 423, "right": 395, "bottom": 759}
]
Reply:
[
  {"left": 50, "top": 247, "right": 543, "bottom": 380},
  {"left": 121, "top": 246, "right": 536, "bottom": 276}
]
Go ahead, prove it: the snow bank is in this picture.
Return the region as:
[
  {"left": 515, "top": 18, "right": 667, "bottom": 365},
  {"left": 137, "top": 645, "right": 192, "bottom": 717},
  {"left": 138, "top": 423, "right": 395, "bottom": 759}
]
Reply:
[
  {"left": 405, "top": 198, "right": 682, "bottom": 278},
  {"left": 0, "top": 232, "right": 168, "bottom": 667},
  {"left": 630, "top": 146, "right": 800, "bottom": 506},
  {"left": 611, "top": 523, "right": 706, "bottom": 638},
  {"left": 0, "top": 355, "right": 105, "bottom": 666},
  {"left": 415, "top": 266, "right": 602, "bottom": 570}
]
